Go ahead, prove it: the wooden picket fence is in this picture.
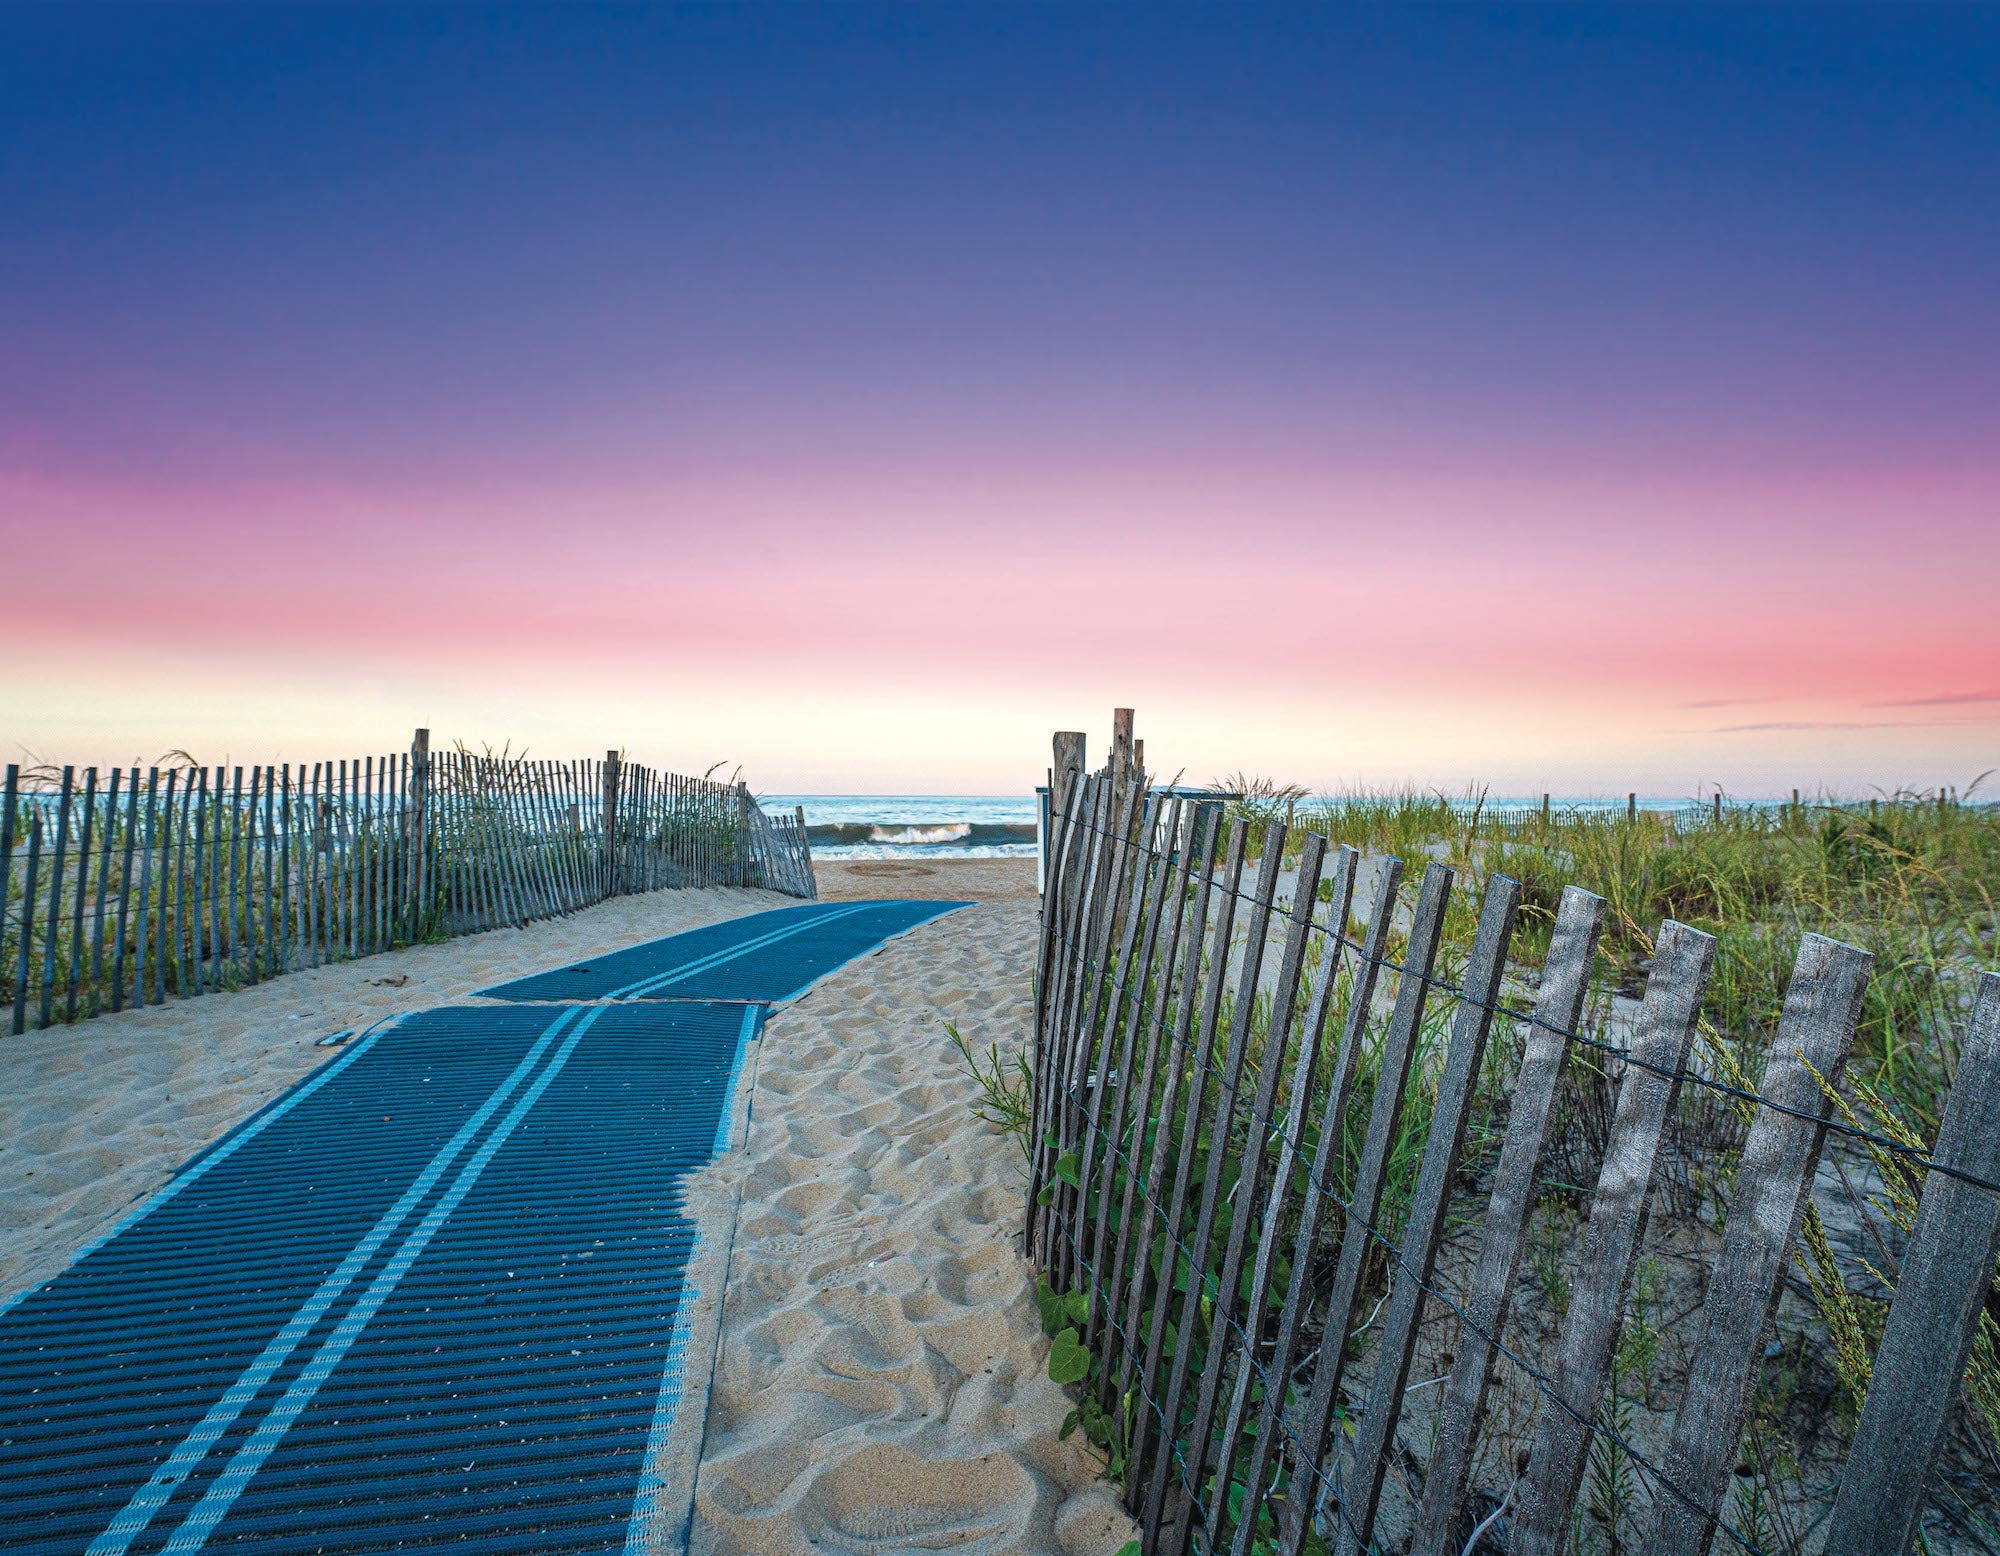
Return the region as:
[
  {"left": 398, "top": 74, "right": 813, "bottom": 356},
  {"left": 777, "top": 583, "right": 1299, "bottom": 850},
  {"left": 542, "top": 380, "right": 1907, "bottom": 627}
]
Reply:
[
  {"left": 0, "top": 730, "right": 816, "bottom": 1035},
  {"left": 1031, "top": 765, "right": 2000, "bottom": 1556}
]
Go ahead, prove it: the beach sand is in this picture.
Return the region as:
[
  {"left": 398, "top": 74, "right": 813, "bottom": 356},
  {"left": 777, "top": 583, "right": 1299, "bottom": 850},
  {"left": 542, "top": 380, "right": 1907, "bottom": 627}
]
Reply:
[
  {"left": 814, "top": 856, "right": 1040, "bottom": 902},
  {"left": 2, "top": 855, "right": 1131, "bottom": 1552},
  {"left": 688, "top": 894, "right": 1133, "bottom": 1555}
]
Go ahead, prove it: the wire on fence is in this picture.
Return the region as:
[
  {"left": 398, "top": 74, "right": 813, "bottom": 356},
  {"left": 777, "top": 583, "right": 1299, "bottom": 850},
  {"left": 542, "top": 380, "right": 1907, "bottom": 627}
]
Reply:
[
  {"left": 1041, "top": 915, "right": 1762, "bottom": 1555},
  {"left": 1052, "top": 805, "right": 2000, "bottom": 1201},
  {"left": 1031, "top": 771, "right": 2000, "bottom": 1556}
]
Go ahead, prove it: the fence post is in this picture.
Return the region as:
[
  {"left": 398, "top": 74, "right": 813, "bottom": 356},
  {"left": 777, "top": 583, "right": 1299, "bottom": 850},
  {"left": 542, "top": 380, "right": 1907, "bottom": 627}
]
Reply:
[
  {"left": 1109, "top": 707, "right": 1134, "bottom": 789},
  {"left": 1047, "top": 732, "right": 1086, "bottom": 899},
  {"left": 406, "top": 728, "right": 430, "bottom": 936},
  {"left": 1053, "top": 731, "right": 1086, "bottom": 788},
  {"left": 1627, "top": 791, "right": 1637, "bottom": 822},
  {"left": 1713, "top": 790, "right": 1723, "bottom": 824},
  {"left": 1542, "top": 791, "right": 1550, "bottom": 823},
  {"left": 601, "top": 749, "right": 620, "bottom": 897},
  {"left": 0, "top": 766, "right": 16, "bottom": 1012},
  {"left": 1825, "top": 972, "right": 2000, "bottom": 1556},
  {"left": 736, "top": 783, "right": 753, "bottom": 887}
]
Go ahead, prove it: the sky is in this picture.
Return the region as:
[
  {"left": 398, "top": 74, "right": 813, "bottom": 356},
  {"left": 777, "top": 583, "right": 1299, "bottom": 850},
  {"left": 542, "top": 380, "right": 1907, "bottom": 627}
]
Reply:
[{"left": 3, "top": 4, "right": 1996, "bottom": 797}]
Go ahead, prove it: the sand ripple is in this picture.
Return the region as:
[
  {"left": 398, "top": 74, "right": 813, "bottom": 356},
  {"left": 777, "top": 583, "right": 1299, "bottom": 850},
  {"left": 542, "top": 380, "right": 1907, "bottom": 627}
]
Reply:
[{"left": 689, "top": 900, "right": 1135, "bottom": 1556}]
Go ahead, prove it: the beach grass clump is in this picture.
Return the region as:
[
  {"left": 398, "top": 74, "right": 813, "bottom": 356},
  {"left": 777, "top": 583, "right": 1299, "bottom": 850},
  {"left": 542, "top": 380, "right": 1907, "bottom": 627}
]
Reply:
[
  {"left": 943, "top": 1019, "right": 1033, "bottom": 1161},
  {"left": 1296, "top": 784, "right": 1997, "bottom": 1122}
]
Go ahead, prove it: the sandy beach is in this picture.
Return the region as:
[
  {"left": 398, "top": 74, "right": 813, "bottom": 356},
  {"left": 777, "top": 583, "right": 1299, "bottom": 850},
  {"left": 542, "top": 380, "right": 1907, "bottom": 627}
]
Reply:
[
  {"left": 0, "top": 857, "right": 1131, "bottom": 1552},
  {"left": 813, "top": 856, "right": 1041, "bottom": 902},
  {"left": 688, "top": 883, "right": 1132, "bottom": 1554}
]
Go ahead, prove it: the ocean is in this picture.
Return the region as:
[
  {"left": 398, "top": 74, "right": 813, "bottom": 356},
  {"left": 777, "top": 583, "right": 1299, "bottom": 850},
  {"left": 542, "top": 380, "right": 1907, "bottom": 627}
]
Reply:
[
  {"left": 756, "top": 795, "right": 1040, "bottom": 860},
  {"left": 752, "top": 791, "right": 1843, "bottom": 863}
]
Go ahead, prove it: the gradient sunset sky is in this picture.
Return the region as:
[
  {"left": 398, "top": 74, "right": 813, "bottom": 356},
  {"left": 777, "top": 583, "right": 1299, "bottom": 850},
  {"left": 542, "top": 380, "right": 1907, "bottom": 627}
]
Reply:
[{"left": 4, "top": 5, "right": 1996, "bottom": 795}]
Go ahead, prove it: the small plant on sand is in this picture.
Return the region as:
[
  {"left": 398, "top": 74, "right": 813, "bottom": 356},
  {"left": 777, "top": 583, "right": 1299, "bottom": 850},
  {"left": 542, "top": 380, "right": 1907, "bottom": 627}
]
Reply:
[
  {"left": 944, "top": 1020, "right": 1033, "bottom": 1160},
  {"left": 1036, "top": 1277, "right": 1133, "bottom": 1474}
]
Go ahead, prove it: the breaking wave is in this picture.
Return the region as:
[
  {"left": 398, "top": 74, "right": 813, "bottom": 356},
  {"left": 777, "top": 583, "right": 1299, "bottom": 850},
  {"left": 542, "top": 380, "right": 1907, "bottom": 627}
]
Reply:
[{"left": 806, "top": 821, "right": 1038, "bottom": 850}]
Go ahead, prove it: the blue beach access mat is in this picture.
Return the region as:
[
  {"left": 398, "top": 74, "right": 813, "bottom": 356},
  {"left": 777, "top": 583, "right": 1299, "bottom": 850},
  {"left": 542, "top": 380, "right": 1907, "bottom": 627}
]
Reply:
[
  {"left": 0, "top": 1001, "right": 762, "bottom": 1554},
  {"left": 476, "top": 899, "right": 970, "bottom": 1006}
]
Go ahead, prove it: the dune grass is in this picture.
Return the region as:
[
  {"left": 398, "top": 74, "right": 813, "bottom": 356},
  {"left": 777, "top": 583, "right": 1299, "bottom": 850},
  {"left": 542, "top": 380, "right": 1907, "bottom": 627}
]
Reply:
[{"left": 1277, "top": 784, "right": 1997, "bottom": 1128}]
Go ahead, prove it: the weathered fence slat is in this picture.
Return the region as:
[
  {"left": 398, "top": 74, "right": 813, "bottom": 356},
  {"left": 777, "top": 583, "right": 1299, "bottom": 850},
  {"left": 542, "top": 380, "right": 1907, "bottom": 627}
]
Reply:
[
  {"left": 276, "top": 767, "right": 294, "bottom": 974},
  {"left": 37, "top": 766, "right": 75, "bottom": 1030},
  {"left": 0, "top": 766, "right": 17, "bottom": 1011},
  {"left": 1509, "top": 919, "right": 1717, "bottom": 1556},
  {"left": 1280, "top": 861, "right": 1456, "bottom": 1556},
  {"left": 1823, "top": 971, "right": 2000, "bottom": 1556},
  {"left": 1130, "top": 816, "right": 1247, "bottom": 1518},
  {"left": 1206, "top": 841, "right": 1362, "bottom": 1552},
  {"left": 131, "top": 769, "right": 159, "bottom": 1008},
  {"left": 1074, "top": 789, "right": 1166, "bottom": 1277},
  {"left": 1337, "top": 873, "right": 1523, "bottom": 1554},
  {"left": 1229, "top": 854, "right": 1405, "bottom": 1556},
  {"left": 1409, "top": 885, "right": 1608, "bottom": 1556},
  {"left": 192, "top": 767, "right": 206, "bottom": 983},
  {"left": 1029, "top": 767, "right": 1085, "bottom": 1201},
  {"left": 1175, "top": 829, "right": 1329, "bottom": 1556},
  {"left": 1097, "top": 800, "right": 1199, "bottom": 1415},
  {"left": 65, "top": 769, "right": 98, "bottom": 1023},
  {"left": 1041, "top": 773, "right": 1116, "bottom": 1273},
  {"left": 1029, "top": 771, "right": 1096, "bottom": 1260},
  {"left": 1060, "top": 779, "right": 1147, "bottom": 1297},
  {"left": 165, "top": 766, "right": 188, "bottom": 1001},
  {"left": 1146, "top": 815, "right": 1285, "bottom": 1546},
  {"left": 1081, "top": 796, "right": 1174, "bottom": 1368},
  {"left": 11, "top": 811, "right": 41, "bottom": 1035},
  {"left": 91, "top": 764, "right": 125, "bottom": 1008},
  {"left": 1114, "top": 805, "right": 1222, "bottom": 1434},
  {"left": 1647, "top": 933, "right": 1871, "bottom": 1556}
]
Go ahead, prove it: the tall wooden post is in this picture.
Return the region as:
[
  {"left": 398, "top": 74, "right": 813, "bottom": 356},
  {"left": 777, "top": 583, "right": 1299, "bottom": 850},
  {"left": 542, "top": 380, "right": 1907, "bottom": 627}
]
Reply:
[
  {"left": 1047, "top": 732, "right": 1087, "bottom": 900},
  {"left": 601, "top": 749, "right": 621, "bottom": 897},
  {"left": 1627, "top": 792, "right": 1637, "bottom": 822},
  {"left": 406, "top": 728, "right": 430, "bottom": 936},
  {"left": 737, "top": 782, "right": 754, "bottom": 887},
  {"left": 1053, "top": 732, "right": 1086, "bottom": 792},
  {"left": 1109, "top": 707, "right": 1135, "bottom": 790},
  {"left": 1541, "top": 792, "right": 1551, "bottom": 823},
  {"left": 1714, "top": 791, "right": 1724, "bottom": 824}
]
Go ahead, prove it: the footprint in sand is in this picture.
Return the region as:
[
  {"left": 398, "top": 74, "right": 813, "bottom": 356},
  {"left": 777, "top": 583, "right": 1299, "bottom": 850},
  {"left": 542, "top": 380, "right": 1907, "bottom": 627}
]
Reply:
[{"left": 688, "top": 901, "right": 1135, "bottom": 1556}]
